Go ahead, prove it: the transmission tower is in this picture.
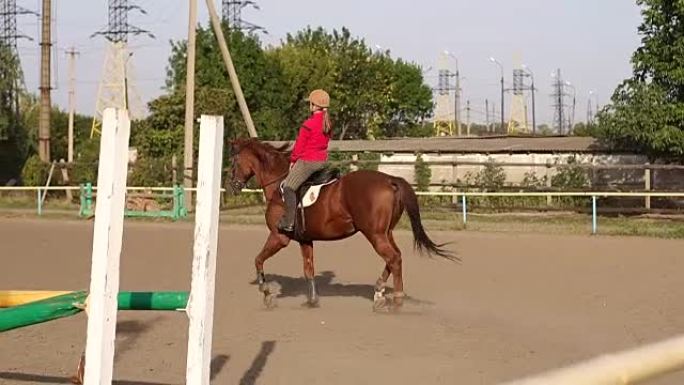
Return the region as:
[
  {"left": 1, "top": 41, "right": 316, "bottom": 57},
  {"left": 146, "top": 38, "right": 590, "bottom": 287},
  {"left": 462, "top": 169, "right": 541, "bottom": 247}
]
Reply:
[
  {"left": 0, "top": 0, "right": 33, "bottom": 141},
  {"left": 222, "top": 0, "right": 264, "bottom": 33},
  {"left": 508, "top": 67, "right": 529, "bottom": 134},
  {"left": 90, "top": 0, "right": 153, "bottom": 138},
  {"left": 551, "top": 69, "right": 570, "bottom": 135},
  {"left": 433, "top": 52, "right": 455, "bottom": 136}
]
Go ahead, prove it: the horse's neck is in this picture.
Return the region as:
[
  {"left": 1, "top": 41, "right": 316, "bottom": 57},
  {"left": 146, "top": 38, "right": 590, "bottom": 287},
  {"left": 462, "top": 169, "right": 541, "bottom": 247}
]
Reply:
[{"left": 255, "top": 161, "right": 289, "bottom": 202}]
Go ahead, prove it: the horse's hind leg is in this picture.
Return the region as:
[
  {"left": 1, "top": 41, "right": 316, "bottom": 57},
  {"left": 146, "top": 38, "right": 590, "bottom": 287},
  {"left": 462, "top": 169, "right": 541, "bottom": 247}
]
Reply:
[
  {"left": 366, "top": 232, "right": 403, "bottom": 310},
  {"left": 300, "top": 241, "right": 319, "bottom": 307},
  {"left": 255, "top": 232, "right": 290, "bottom": 308},
  {"left": 375, "top": 232, "right": 401, "bottom": 290}
]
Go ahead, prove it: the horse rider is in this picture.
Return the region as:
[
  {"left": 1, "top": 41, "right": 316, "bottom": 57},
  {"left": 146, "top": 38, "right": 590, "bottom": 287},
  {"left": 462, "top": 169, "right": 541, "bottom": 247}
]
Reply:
[{"left": 278, "top": 89, "right": 333, "bottom": 233}]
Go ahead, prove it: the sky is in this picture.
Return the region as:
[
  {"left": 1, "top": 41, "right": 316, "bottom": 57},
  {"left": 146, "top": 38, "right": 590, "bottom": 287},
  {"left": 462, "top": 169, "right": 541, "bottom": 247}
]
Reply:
[{"left": 14, "top": 0, "right": 643, "bottom": 127}]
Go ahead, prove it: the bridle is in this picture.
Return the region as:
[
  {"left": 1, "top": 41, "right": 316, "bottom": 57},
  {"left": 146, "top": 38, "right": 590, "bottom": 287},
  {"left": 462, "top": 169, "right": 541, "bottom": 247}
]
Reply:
[{"left": 229, "top": 153, "right": 288, "bottom": 193}]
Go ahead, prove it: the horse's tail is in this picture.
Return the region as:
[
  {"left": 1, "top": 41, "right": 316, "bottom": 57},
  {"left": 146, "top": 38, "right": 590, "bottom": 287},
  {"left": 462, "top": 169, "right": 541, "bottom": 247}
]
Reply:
[{"left": 392, "top": 177, "right": 459, "bottom": 262}]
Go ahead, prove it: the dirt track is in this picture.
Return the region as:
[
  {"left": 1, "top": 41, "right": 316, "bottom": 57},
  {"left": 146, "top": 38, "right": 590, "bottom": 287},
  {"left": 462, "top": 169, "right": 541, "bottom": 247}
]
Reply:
[{"left": 2, "top": 217, "right": 684, "bottom": 384}]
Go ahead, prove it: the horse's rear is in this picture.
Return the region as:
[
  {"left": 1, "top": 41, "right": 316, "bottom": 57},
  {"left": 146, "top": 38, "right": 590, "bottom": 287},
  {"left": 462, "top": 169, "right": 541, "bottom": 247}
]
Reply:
[
  {"left": 302, "top": 169, "right": 454, "bottom": 308},
  {"left": 309, "top": 169, "right": 453, "bottom": 259},
  {"left": 300, "top": 169, "right": 402, "bottom": 241}
]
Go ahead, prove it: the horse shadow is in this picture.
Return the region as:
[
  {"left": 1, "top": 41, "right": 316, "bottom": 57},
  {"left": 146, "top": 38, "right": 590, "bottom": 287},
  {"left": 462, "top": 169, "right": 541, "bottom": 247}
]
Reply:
[{"left": 251, "top": 271, "right": 433, "bottom": 306}]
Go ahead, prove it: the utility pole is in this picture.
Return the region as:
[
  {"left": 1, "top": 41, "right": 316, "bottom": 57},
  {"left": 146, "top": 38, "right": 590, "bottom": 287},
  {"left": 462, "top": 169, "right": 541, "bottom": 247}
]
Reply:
[
  {"left": 551, "top": 69, "right": 566, "bottom": 135},
  {"left": 205, "top": 0, "right": 258, "bottom": 138},
  {"left": 66, "top": 47, "right": 79, "bottom": 163},
  {"left": 485, "top": 99, "right": 490, "bottom": 133},
  {"left": 466, "top": 100, "right": 471, "bottom": 136},
  {"left": 38, "top": 0, "right": 51, "bottom": 162},
  {"left": 454, "top": 63, "right": 461, "bottom": 136},
  {"left": 489, "top": 57, "right": 505, "bottom": 132},
  {"left": 522, "top": 65, "right": 537, "bottom": 135},
  {"left": 184, "top": 0, "right": 197, "bottom": 209}
]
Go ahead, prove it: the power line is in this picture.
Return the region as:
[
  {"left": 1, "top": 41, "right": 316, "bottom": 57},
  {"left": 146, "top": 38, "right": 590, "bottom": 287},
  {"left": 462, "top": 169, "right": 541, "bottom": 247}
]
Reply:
[
  {"left": 0, "top": 0, "right": 36, "bottom": 140},
  {"left": 91, "top": 0, "right": 154, "bottom": 43},
  {"left": 90, "top": 0, "right": 153, "bottom": 137},
  {"left": 222, "top": 0, "right": 265, "bottom": 33}
]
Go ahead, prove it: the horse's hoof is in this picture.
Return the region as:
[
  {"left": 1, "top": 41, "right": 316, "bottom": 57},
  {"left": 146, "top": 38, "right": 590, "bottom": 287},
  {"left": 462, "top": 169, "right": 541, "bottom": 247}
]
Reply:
[
  {"left": 263, "top": 293, "right": 278, "bottom": 309},
  {"left": 389, "top": 292, "right": 405, "bottom": 312},
  {"left": 259, "top": 281, "right": 280, "bottom": 309},
  {"left": 303, "top": 298, "right": 320, "bottom": 308},
  {"left": 373, "top": 289, "right": 389, "bottom": 312}
]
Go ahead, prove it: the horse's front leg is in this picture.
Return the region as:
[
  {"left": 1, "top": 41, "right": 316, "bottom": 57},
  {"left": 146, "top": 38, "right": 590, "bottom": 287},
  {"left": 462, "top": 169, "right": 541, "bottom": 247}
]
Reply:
[
  {"left": 255, "top": 231, "right": 290, "bottom": 308},
  {"left": 300, "top": 241, "right": 319, "bottom": 307}
]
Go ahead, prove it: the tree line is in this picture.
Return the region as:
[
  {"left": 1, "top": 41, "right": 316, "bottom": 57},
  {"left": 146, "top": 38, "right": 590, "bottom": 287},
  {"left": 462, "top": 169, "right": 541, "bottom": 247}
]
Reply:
[{"left": 4, "top": 1, "right": 684, "bottom": 186}]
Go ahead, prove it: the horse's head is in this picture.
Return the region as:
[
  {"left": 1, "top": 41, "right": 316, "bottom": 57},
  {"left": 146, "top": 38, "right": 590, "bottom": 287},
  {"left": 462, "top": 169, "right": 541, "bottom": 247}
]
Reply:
[
  {"left": 227, "top": 138, "right": 290, "bottom": 194},
  {"left": 227, "top": 138, "right": 257, "bottom": 194}
]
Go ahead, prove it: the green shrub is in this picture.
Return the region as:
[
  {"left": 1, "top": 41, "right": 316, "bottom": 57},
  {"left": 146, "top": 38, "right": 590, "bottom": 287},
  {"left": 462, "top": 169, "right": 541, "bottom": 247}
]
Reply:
[
  {"left": 21, "top": 155, "right": 50, "bottom": 186},
  {"left": 414, "top": 153, "right": 431, "bottom": 191}
]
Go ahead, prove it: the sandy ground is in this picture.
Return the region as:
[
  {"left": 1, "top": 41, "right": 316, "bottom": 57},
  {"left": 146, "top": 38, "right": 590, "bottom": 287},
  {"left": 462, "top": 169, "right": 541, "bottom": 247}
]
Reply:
[{"left": 2, "top": 218, "right": 684, "bottom": 384}]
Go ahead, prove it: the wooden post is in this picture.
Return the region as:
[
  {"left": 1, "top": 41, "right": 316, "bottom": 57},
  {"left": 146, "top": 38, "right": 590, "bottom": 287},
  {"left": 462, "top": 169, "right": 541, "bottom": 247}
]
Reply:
[
  {"left": 186, "top": 115, "right": 224, "bottom": 385},
  {"left": 184, "top": 0, "right": 198, "bottom": 211},
  {"left": 59, "top": 159, "right": 73, "bottom": 202},
  {"left": 645, "top": 164, "right": 651, "bottom": 210},
  {"left": 83, "top": 108, "right": 131, "bottom": 385},
  {"left": 204, "top": 0, "right": 258, "bottom": 138},
  {"left": 350, "top": 154, "right": 359, "bottom": 172},
  {"left": 546, "top": 161, "right": 553, "bottom": 206},
  {"left": 172, "top": 154, "right": 178, "bottom": 185}
]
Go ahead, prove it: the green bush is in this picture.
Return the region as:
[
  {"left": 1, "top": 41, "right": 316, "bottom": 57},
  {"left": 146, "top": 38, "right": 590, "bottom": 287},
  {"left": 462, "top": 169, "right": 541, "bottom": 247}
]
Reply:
[
  {"left": 71, "top": 139, "right": 100, "bottom": 185},
  {"left": 357, "top": 152, "right": 380, "bottom": 171},
  {"left": 414, "top": 153, "right": 431, "bottom": 191},
  {"left": 551, "top": 156, "right": 589, "bottom": 190},
  {"left": 463, "top": 159, "right": 506, "bottom": 190},
  {"left": 21, "top": 155, "right": 50, "bottom": 186},
  {"left": 551, "top": 156, "right": 590, "bottom": 208},
  {"left": 520, "top": 171, "right": 548, "bottom": 190},
  {"left": 129, "top": 156, "right": 175, "bottom": 187},
  {"left": 328, "top": 152, "right": 353, "bottom": 174}
]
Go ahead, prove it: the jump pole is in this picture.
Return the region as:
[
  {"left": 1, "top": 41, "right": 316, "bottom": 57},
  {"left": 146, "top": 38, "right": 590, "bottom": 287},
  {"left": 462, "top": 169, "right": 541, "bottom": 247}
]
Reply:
[
  {"left": 185, "top": 115, "right": 224, "bottom": 385},
  {"left": 82, "top": 108, "right": 131, "bottom": 385},
  {"left": 499, "top": 333, "right": 684, "bottom": 385}
]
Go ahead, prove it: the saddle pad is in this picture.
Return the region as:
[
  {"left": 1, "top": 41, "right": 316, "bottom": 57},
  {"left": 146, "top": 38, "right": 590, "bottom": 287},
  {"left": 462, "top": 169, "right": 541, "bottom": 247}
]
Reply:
[{"left": 300, "top": 179, "right": 337, "bottom": 208}]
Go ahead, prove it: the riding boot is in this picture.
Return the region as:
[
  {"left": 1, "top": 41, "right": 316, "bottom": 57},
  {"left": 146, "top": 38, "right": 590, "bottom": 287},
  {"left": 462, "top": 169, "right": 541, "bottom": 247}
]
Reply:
[{"left": 278, "top": 187, "right": 297, "bottom": 233}]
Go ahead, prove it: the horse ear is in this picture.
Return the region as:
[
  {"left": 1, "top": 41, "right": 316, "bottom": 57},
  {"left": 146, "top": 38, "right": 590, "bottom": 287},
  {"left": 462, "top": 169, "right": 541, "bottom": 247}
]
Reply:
[{"left": 229, "top": 138, "right": 246, "bottom": 156}]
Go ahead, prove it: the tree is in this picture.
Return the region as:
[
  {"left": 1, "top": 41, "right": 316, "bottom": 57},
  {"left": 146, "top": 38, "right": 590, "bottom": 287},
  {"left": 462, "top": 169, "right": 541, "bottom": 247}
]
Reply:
[
  {"left": 275, "top": 27, "right": 432, "bottom": 140},
  {"left": 0, "top": 45, "right": 28, "bottom": 184},
  {"left": 165, "top": 26, "right": 291, "bottom": 140},
  {"left": 571, "top": 122, "right": 598, "bottom": 137},
  {"left": 596, "top": 0, "right": 684, "bottom": 159}
]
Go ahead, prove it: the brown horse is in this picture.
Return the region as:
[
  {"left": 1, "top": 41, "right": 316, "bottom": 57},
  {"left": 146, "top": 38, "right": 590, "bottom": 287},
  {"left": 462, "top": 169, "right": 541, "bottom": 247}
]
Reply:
[{"left": 228, "top": 138, "right": 456, "bottom": 310}]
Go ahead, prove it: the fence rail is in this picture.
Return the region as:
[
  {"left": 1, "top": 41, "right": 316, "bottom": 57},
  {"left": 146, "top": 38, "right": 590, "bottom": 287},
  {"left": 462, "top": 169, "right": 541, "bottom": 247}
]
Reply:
[{"left": 1, "top": 186, "right": 683, "bottom": 235}]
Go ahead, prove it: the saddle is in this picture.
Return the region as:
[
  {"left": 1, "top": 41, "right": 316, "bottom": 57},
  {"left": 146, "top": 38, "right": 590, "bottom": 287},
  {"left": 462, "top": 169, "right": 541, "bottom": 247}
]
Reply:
[{"left": 280, "top": 167, "right": 341, "bottom": 240}]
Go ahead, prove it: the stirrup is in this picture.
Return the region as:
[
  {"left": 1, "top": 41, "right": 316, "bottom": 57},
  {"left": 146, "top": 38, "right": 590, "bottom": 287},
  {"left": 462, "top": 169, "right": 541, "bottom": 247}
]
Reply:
[{"left": 277, "top": 218, "right": 294, "bottom": 233}]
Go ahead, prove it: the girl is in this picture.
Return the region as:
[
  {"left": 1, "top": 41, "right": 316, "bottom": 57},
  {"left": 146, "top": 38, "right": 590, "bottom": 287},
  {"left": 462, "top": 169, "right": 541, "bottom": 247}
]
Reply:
[{"left": 278, "top": 89, "right": 333, "bottom": 233}]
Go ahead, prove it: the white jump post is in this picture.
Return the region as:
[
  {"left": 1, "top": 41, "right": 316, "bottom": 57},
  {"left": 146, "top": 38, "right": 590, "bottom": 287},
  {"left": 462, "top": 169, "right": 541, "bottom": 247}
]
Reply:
[
  {"left": 83, "top": 108, "right": 131, "bottom": 385},
  {"left": 186, "top": 115, "right": 224, "bottom": 385}
]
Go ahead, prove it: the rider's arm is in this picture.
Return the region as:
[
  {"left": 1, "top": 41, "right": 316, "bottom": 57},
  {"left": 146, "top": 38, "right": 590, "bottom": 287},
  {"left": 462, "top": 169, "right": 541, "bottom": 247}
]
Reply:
[{"left": 290, "top": 124, "right": 311, "bottom": 164}]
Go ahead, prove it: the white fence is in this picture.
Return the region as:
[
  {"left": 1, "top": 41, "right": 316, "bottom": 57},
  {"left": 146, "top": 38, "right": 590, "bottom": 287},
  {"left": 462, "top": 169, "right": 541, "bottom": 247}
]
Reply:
[{"left": 1, "top": 186, "right": 683, "bottom": 235}]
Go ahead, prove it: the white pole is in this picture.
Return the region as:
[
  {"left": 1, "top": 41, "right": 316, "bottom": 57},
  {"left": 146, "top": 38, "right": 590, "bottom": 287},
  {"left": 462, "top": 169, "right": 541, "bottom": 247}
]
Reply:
[
  {"left": 186, "top": 115, "right": 224, "bottom": 385},
  {"left": 83, "top": 108, "right": 131, "bottom": 385},
  {"left": 500, "top": 334, "right": 684, "bottom": 385}
]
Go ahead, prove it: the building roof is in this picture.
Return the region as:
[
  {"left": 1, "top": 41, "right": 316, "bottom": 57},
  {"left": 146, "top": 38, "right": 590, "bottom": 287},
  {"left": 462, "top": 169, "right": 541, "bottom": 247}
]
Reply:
[{"left": 267, "top": 136, "right": 609, "bottom": 154}]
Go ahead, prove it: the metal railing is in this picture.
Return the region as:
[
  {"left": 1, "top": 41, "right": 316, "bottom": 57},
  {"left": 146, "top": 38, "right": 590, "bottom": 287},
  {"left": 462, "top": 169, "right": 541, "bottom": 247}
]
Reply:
[{"left": 1, "top": 186, "right": 683, "bottom": 235}]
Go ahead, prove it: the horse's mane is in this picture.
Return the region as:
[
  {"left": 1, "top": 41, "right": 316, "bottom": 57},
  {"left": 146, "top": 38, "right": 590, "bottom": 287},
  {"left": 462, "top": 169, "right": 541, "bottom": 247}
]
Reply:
[{"left": 231, "top": 138, "right": 290, "bottom": 169}]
